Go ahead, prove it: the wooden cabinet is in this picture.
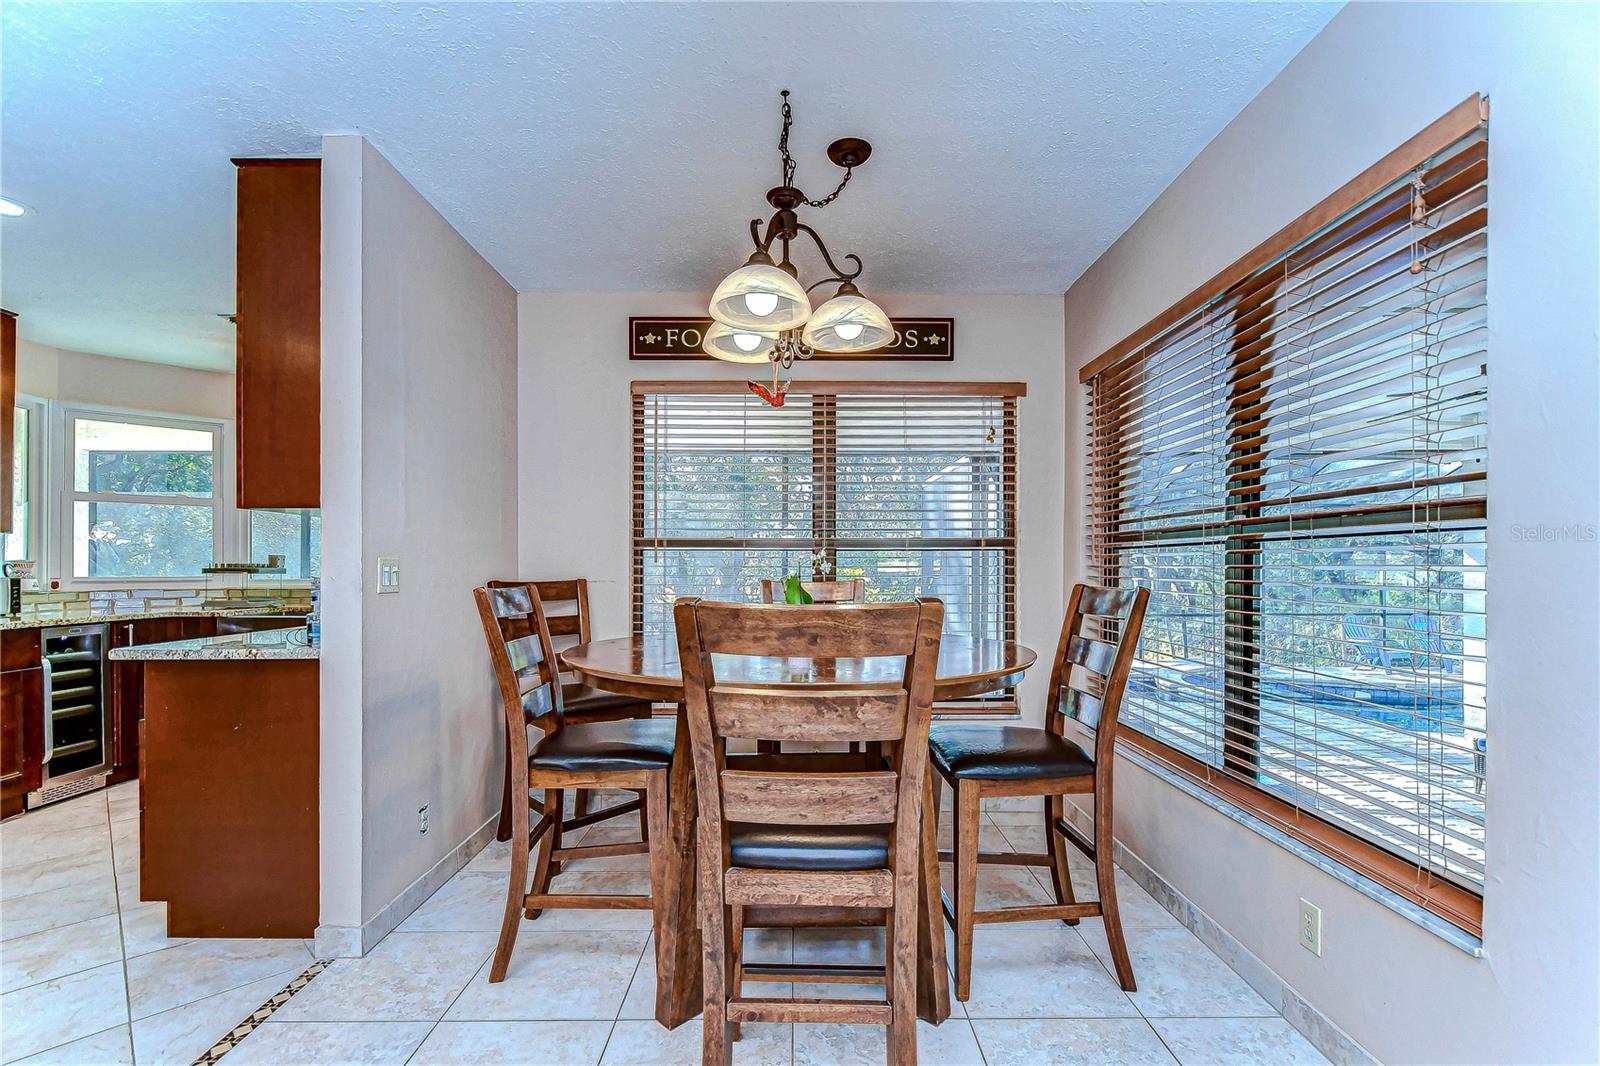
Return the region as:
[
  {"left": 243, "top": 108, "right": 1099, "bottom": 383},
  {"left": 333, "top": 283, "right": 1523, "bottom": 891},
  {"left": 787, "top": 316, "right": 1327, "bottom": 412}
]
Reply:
[
  {"left": 1, "top": 628, "right": 43, "bottom": 819},
  {"left": 234, "top": 159, "right": 320, "bottom": 508},
  {"left": 109, "top": 616, "right": 217, "bottom": 784},
  {"left": 2, "top": 310, "right": 15, "bottom": 535}
]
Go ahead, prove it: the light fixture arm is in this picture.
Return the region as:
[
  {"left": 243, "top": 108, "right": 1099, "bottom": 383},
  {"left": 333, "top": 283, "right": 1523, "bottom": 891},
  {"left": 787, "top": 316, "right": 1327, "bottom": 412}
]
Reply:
[{"left": 791, "top": 222, "right": 863, "bottom": 284}]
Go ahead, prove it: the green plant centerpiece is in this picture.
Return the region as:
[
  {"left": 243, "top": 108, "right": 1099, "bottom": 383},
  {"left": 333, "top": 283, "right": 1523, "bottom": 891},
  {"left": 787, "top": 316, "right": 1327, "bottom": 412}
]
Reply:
[{"left": 783, "top": 574, "right": 814, "bottom": 605}]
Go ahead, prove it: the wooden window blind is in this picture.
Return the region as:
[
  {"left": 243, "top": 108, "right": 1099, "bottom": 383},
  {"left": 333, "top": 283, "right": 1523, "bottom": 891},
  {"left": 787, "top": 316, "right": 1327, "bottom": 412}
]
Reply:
[
  {"left": 1083, "top": 98, "right": 1489, "bottom": 932},
  {"left": 632, "top": 380, "right": 1022, "bottom": 703}
]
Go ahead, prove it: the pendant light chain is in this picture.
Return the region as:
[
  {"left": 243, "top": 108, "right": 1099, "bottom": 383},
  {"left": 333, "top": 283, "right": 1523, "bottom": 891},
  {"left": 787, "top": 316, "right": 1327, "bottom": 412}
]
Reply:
[
  {"left": 706, "top": 90, "right": 893, "bottom": 397},
  {"left": 779, "top": 91, "right": 854, "bottom": 209}
]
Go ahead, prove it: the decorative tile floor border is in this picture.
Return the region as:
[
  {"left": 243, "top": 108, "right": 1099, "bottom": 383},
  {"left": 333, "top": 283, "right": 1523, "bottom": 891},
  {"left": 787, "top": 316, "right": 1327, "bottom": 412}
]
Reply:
[{"left": 192, "top": 960, "right": 331, "bottom": 1065}]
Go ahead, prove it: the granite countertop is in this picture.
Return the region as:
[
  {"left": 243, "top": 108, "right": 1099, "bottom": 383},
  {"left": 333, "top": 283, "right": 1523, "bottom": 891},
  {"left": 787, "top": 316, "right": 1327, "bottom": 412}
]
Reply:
[
  {"left": 1, "top": 604, "right": 303, "bottom": 632},
  {"left": 108, "top": 626, "right": 320, "bottom": 661}
]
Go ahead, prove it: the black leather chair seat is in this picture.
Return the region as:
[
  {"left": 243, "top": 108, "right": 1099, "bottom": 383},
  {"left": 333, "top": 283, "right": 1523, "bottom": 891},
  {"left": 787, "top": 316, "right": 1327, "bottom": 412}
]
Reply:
[
  {"left": 561, "top": 682, "right": 652, "bottom": 720},
  {"left": 728, "top": 823, "right": 891, "bottom": 871},
  {"left": 929, "top": 725, "right": 1095, "bottom": 781},
  {"left": 529, "top": 718, "right": 675, "bottom": 773}
]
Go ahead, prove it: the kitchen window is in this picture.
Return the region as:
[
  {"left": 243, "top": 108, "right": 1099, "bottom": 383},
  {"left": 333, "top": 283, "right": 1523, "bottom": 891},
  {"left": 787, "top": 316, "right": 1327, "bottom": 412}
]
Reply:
[
  {"left": 4, "top": 397, "right": 43, "bottom": 564},
  {"left": 249, "top": 508, "right": 321, "bottom": 579},
  {"left": 632, "top": 380, "right": 1021, "bottom": 704},
  {"left": 1082, "top": 100, "right": 1488, "bottom": 932},
  {"left": 63, "top": 410, "right": 224, "bottom": 579}
]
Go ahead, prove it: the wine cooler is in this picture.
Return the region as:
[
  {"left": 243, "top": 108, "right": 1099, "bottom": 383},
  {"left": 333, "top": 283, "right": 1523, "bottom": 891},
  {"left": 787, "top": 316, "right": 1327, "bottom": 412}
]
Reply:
[{"left": 28, "top": 624, "right": 110, "bottom": 808}]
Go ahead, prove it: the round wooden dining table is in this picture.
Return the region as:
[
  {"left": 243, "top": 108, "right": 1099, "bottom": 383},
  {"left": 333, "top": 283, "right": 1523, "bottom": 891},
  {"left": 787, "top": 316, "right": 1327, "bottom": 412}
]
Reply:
[
  {"left": 561, "top": 634, "right": 1037, "bottom": 705},
  {"left": 560, "top": 634, "right": 1039, "bottom": 1030}
]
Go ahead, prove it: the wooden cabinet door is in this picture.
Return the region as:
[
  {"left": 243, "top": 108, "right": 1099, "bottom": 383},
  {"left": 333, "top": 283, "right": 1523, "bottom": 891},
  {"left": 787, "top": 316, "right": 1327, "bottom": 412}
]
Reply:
[
  {"left": 111, "top": 617, "right": 196, "bottom": 782},
  {"left": 234, "top": 159, "right": 320, "bottom": 508},
  {"left": 1, "top": 629, "right": 43, "bottom": 818},
  {"left": 1, "top": 310, "right": 14, "bottom": 536}
]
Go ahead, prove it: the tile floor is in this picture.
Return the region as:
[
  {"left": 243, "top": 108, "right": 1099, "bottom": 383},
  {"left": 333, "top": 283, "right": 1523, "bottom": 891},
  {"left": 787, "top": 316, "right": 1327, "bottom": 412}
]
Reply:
[{"left": 2, "top": 784, "right": 1330, "bottom": 1065}]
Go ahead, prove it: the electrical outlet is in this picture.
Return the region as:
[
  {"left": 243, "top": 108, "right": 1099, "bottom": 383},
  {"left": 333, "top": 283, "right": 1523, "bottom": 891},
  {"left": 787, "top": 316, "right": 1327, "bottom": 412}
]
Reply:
[
  {"left": 418, "top": 804, "right": 429, "bottom": 834},
  {"left": 378, "top": 557, "right": 401, "bottom": 594},
  {"left": 1299, "top": 898, "right": 1322, "bottom": 956}
]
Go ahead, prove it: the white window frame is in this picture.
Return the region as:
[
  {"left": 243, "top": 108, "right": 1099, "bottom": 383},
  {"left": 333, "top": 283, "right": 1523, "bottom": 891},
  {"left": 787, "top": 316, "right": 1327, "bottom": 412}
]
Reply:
[
  {"left": 5, "top": 394, "right": 47, "bottom": 568},
  {"left": 51, "top": 403, "right": 242, "bottom": 588}
]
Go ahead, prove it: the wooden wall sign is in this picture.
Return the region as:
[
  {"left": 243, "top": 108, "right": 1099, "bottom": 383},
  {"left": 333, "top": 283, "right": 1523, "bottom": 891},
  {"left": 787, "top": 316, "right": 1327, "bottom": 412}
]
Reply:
[{"left": 629, "top": 316, "right": 954, "bottom": 361}]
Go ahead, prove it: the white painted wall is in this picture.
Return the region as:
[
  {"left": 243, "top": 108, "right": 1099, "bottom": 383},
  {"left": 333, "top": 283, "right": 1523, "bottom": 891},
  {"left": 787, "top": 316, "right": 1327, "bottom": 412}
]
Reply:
[
  {"left": 1062, "top": 4, "right": 1599, "bottom": 1062},
  {"left": 15, "top": 337, "right": 233, "bottom": 418},
  {"left": 518, "top": 291, "right": 1067, "bottom": 720},
  {"left": 319, "top": 135, "right": 518, "bottom": 939}
]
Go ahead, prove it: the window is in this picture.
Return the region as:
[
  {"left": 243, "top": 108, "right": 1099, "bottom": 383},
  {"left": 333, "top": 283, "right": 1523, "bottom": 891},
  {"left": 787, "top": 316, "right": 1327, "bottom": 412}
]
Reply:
[
  {"left": 633, "top": 381, "right": 1020, "bottom": 701},
  {"left": 65, "top": 411, "right": 223, "bottom": 579},
  {"left": 1083, "top": 99, "right": 1488, "bottom": 931},
  {"left": 4, "top": 398, "right": 42, "bottom": 563},
  {"left": 249, "top": 508, "right": 321, "bottom": 579}
]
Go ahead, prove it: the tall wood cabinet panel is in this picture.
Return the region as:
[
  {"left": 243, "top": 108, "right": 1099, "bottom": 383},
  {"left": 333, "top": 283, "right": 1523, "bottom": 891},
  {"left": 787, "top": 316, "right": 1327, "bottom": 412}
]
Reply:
[
  {"left": 234, "top": 159, "right": 320, "bottom": 508},
  {"left": 2, "top": 310, "right": 16, "bottom": 534}
]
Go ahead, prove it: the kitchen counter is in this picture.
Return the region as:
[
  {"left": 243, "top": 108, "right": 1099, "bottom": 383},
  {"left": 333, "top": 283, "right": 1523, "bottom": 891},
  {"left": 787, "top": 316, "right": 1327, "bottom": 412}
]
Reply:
[
  {"left": 1, "top": 603, "right": 303, "bottom": 632},
  {"left": 109, "top": 626, "right": 318, "bottom": 661},
  {"left": 135, "top": 632, "right": 319, "bottom": 936}
]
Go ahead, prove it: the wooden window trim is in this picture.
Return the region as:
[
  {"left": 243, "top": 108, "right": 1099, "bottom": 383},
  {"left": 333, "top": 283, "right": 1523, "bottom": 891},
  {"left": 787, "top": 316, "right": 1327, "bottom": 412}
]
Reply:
[
  {"left": 1119, "top": 730, "right": 1484, "bottom": 937},
  {"left": 1078, "top": 94, "right": 1488, "bottom": 385},
  {"left": 632, "top": 379, "right": 1026, "bottom": 397},
  {"left": 1085, "top": 99, "right": 1491, "bottom": 933},
  {"left": 631, "top": 381, "right": 1022, "bottom": 713}
]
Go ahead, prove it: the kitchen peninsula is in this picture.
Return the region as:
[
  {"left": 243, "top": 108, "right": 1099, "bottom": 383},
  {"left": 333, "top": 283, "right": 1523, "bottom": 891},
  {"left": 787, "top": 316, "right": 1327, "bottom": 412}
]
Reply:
[{"left": 111, "top": 627, "right": 319, "bottom": 937}]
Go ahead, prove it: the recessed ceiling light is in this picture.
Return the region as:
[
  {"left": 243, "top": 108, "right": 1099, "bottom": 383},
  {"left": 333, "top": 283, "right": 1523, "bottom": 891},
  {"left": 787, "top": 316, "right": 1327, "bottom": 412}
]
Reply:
[{"left": 0, "top": 197, "right": 29, "bottom": 218}]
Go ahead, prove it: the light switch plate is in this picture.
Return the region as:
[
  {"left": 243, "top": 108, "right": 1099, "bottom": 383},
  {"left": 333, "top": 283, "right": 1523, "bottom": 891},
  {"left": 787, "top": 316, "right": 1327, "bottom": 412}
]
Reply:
[
  {"left": 1299, "top": 898, "right": 1322, "bottom": 956},
  {"left": 377, "top": 557, "right": 401, "bottom": 594}
]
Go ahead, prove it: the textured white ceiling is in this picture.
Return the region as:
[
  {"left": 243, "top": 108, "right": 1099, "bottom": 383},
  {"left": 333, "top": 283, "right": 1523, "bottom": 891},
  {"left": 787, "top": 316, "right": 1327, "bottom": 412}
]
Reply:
[{"left": 0, "top": 2, "right": 1339, "bottom": 370}]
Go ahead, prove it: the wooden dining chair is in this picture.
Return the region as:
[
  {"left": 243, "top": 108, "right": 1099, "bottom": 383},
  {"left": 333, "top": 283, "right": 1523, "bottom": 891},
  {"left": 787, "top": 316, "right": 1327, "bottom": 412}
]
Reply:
[
  {"left": 928, "top": 583, "right": 1150, "bottom": 998},
  {"left": 757, "top": 577, "right": 870, "bottom": 756},
  {"left": 475, "top": 582, "right": 675, "bottom": 983},
  {"left": 759, "top": 577, "right": 867, "bottom": 604},
  {"left": 675, "top": 596, "right": 945, "bottom": 1066},
  {"left": 488, "top": 578, "right": 655, "bottom": 839}
]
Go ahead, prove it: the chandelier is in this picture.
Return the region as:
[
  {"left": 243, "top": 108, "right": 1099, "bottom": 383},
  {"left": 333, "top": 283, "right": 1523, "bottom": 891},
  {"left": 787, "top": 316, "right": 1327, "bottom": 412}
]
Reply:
[{"left": 705, "top": 91, "right": 892, "bottom": 403}]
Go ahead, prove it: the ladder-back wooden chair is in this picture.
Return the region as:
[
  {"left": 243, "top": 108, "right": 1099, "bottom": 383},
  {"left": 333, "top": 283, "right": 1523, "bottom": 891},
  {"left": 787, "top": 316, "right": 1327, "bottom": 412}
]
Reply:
[
  {"left": 928, "top": 583, "right": 1149, "bottom": 997},
  {"left": 675, "top": 597, "right": 945, "bottom": 1066},
  {"left": 489, "top": 578, "right": 654, "bottom": 838},
  {"left": 757, "top": 577, "right": 870, "bottom": 756},
  {"left": 759, "top": 577, "right": 867, "bottom": 604},
  {"left": 475, "top": 582, "right": 675, "bottom": 983}
]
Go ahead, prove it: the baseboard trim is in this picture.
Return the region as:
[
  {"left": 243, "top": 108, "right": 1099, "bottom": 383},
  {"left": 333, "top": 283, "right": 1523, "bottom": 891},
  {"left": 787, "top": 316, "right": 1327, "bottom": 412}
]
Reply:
[
  {"left": 314, "top": 813, "right": 498, "bottom": 958},
  {"left": 1059, "top": 800, "right": 1377, "bottom": 1066}
]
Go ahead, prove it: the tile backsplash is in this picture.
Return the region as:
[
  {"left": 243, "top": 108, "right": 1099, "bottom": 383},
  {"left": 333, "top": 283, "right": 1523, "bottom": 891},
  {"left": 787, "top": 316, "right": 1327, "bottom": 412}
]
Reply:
[{"left": 20, "top": 584, "right": 313, "bottom": 613}]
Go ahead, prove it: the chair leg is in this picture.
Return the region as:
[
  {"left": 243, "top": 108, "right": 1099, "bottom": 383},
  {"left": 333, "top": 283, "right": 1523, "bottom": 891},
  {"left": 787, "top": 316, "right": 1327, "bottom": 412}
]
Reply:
[
  {"left": 700, "top": 868, "right": 731, "bottom": 1066},
  {"left": 952, "top": 780, "right": 980, "bottom": 1002},
  {"left": 643, "top": 770, "right": 674, "bottom": 1021},
  {"left": 495, "top": 742, "right": 513, "bottom": 842},
  {"left": 550, "top": 788, "right": 570, "bottom": 876},
  {"left": 637, "top": 788, "right": 650, "bottom": 844},
  {"left": 573, "top": 788, "right": 591, "bottom": 822},
  {"left": 889, "top": 866, "right": 919, "bottom": 1065},
  {"left": 490, "top": 799, "right": 531, "bottom": 982},
  {"left": 1045, "top": 795, "right": 1079, "bottom": 925},
  {"left": 1094, "top": 797, "right": 1137, "bottom": 992},
  {"left": 526, "top": 788, "right": 561, "bottom": 919},
  {"left": 728, "top": 904, "right": 745, "bottom": 1043},
  {"left": 916, "top": 769, "right": 948, "bottom": 1022}
]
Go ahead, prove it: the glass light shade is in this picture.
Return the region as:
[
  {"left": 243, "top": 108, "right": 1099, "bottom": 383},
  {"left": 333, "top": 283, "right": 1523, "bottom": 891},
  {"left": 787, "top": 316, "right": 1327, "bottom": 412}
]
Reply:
[
  {"left": 710, "top": 263, "right": 811, "bottom": 330},
  {"left": 800, "top": 293, "right": 894, "bottom": 353},
  {"left": 702, "top": 322, "right": 778, "bottom": 363}
]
